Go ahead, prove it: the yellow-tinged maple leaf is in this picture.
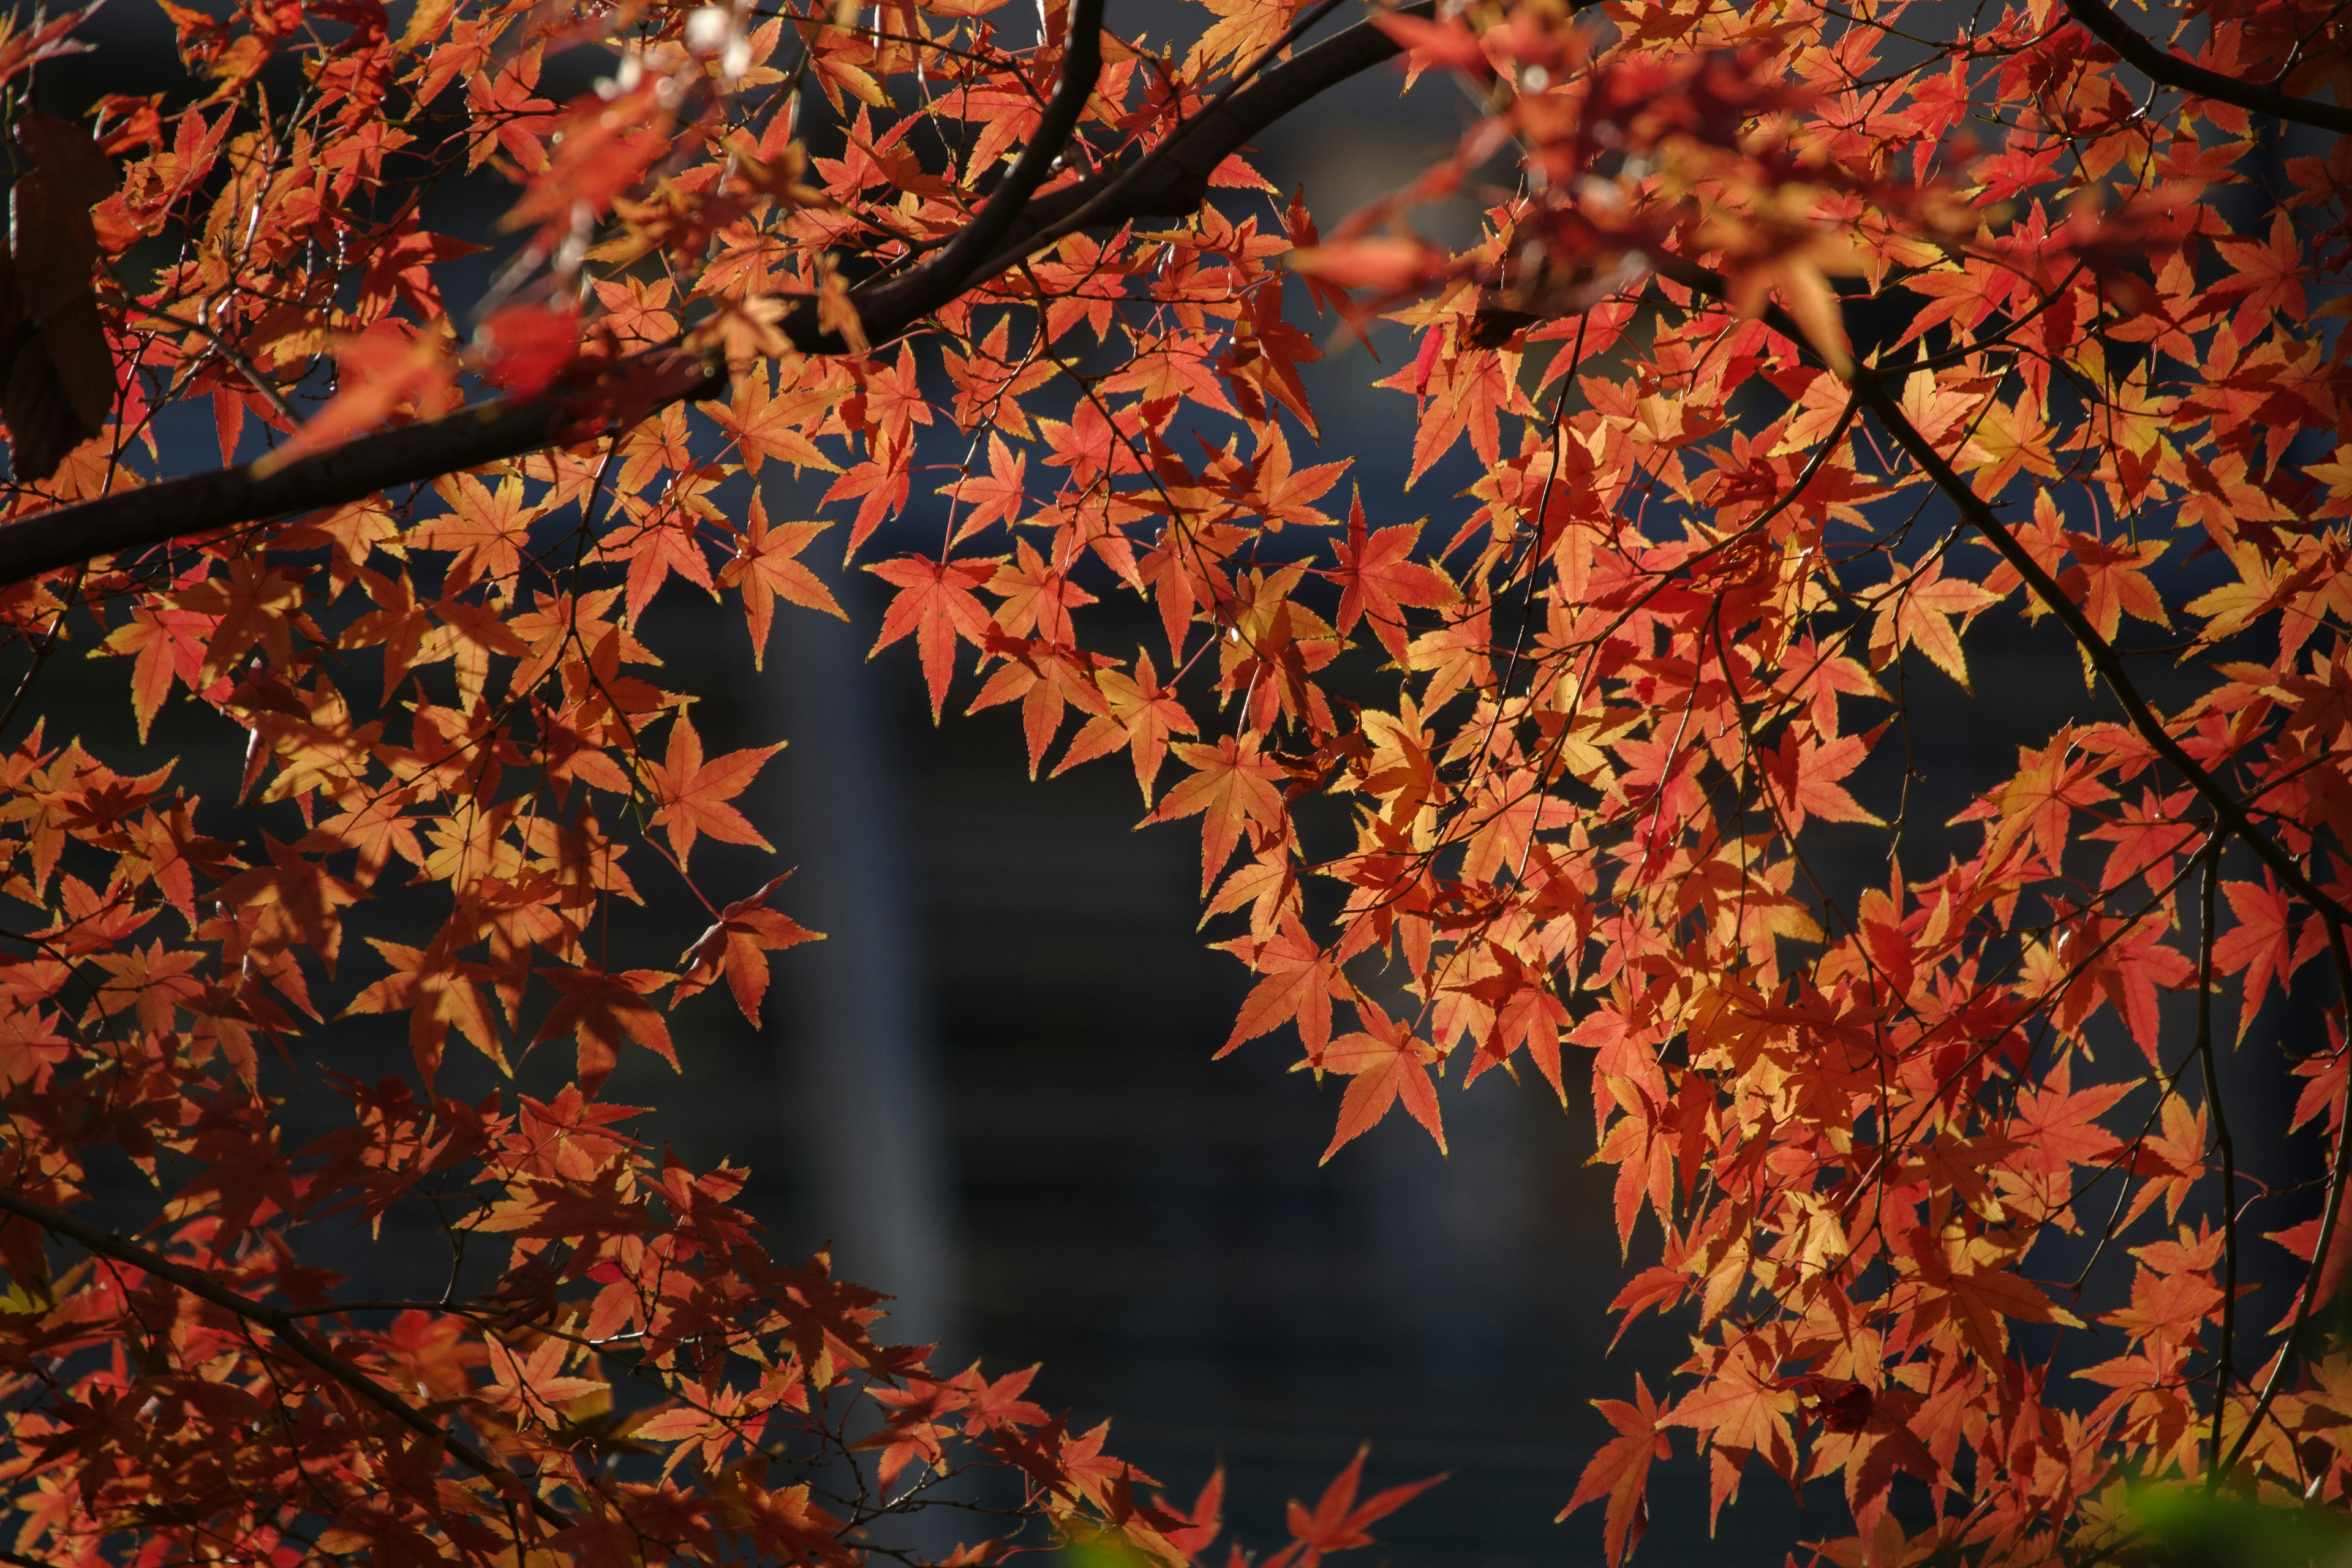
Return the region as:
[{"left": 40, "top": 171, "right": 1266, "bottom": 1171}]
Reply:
[
  {"left": 1183, "top": 0, "right": 1302, "bottom": 80},
  {"left": 1664, "top": 1338, "right": 1798, "bottom": 1509},
  {"left": 1910, "top": 1234, "right": 2082, "bottom": 1363},
  {"left": 1870, "top": 555, "right": 2001, "bottom": 690},
  {"left": 345, "top": 933, "right": 504, "bottom": 1083},
  {"left": 413, "top": 473, "right": 536, "bottom": 596},
  {"left": 483, "top": 1332, "right": 608, "bottom": 1422},
  {"left": 101, "top": 605, "right": 209, "bottom": 741},
  {"left": 1145, "top": 734, "right": 1289, "bottom": 894},
  {"left": 705, "top": 362, "right": 841, "bottom": 476},
  {"left": 1052, "top": 649, "right": 1197, "bottom": 805}
]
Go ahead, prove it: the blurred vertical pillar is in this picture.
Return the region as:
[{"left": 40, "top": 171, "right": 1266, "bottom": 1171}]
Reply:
[{"left": 763, "top": 568, "right": 961, "bottom": 1356}]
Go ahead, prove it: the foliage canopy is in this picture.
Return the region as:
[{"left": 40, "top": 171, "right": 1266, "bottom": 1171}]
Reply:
[{"left": 0, "top": 0, "right": 2350, "bottom": 1560}]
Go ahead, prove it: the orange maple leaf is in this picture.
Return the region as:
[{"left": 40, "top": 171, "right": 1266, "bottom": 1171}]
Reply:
[
  {"left": 1317, "top": 999, "right": 1446, "bottom": 1163},
  {"left": 641, "top": 715, "right": 782, "bottom": 869},
  {"left": 1561, "top": 1373, "right": 1669, "bottom": 1568},
  {"left": 722, "top": 495, "right": 845, "bottom": 671},
  {"left": 674, "top": 873, "right": 821, "bottom": 1023}
]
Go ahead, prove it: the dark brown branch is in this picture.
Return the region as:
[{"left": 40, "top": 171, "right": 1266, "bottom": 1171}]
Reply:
[
  {"left": 1838, "top": 311, "right": 2352, "bottom": 1483},
  {"left": 782, "top": 0, "right": 1107, "bottom": 352},
  {"left": 0, "top": 1184, "right": 574, "bottom": 1532},
  {"left": 0, "top": 0, "right": 1423, "bottom": 587},
  {"left": 1843, "top": 365, "right": 2352, "bottom": 938},
  {"left": 962, "top": 0, "right": 1441, "bottom": 278},
  {"left": 2062, "top": 0, "right": 2352, "bottom": 134},
  {"left": 0, "top": 381, "right": 602, "bottom": 590},
  {"left": 2193, "top": 837, "right": 2239, "bottom": 1483}
]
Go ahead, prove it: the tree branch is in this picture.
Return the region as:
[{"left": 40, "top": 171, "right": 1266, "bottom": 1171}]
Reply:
[
  {"left": 782, "top": 0, "right": 1107, "bottom": 352},
  {"left": 2061, "top": 0, "right": 2352, "bottom": 134},
  {"left": 2191, "top": 836, "right": 2239, "bottom": 1483},
  {"left": 0, "top": 1184, "right": 575, "bottom": 1532},
  {"left": 0, "top": 0, "right": 1424, "bottom": 587},
  {"left": 1844, "top": 364, "right": 2352, "bottom": 939},
  {"left": 960, "top": 0, "right": 1440, "bottom": 279}
]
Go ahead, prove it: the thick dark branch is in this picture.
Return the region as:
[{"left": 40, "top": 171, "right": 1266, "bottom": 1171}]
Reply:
[
  {"left": 0, "top": 380, "right": 600, "bottom": 590},
  {"left": 2062, "top": 0, "right": 2352, "bottom": 134},
  {"left": 0, "top": 0, "right": 1419, "bottom": 586},
  {"left": 0, "top": 1184, "right": 574, "bottom": 1531}
]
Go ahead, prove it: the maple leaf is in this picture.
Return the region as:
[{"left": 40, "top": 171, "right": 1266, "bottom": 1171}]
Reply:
[
  {"left": 1145, "top": 734, "right": 1289, "bottom": 894},
  {"left": 1317, "top": 999, "right": 1447, "bottom": 1163},
  {"left": 943, "top": 432, "right": 1028, "bottom": 541},
  {"left": 413, "top": 473, "right": 535, "bottom": 595},
  {"left": 2212, "top": 874, "right": 2321, "bottom": 1039},
  {"left": 1184, "top": 0, "right": 1298, "bottom": 77},
  {"left": 2007, "top": 1059, "right": 2128, "bottom": 1176},
  {"left": 345, "top": 933, "right": 504, "bottom": 1084},
  {"left": 214, "top": 836, "right": 361, "bottom": 978},
  {"left": 1910, "top": 1235, "right": 2084, "bottom": 1364},
  {"left": 706, "top": 362, "right": 841, "bottom": 476},
  {"left": 483, "top": 1332, "right": 609, "bottom": 1422},
  {"left": 100, "top": 604, "right": 210, "bottom": 741},
  {"left": 1870, "top": 555, "right": 2001, "bottom": 690},
  {"left": 1052, "top": 650, "right": 1196, "bottom": 805},
  {"left": 869, "top": 552, "right": 998, "bottom": 719},
  {"left": 1326, "top": 494, "right": 1458, "bottom": 662},
  {"left": 531, "top": 965, "right": 677, "bottom": 1088},
  {"left": 641, "top": 715, "right": 783, "bottom": 869},
  {"left": 1760, "top": 727, "right": 1885, "bottom": 832},
  {"left": 674, "top": 873, "right": 821, "bottom": 1023},
  {"left": 1217, "top": 910, "right": 1341, "bottom": 1063},
  {"left": 2120, "top": 1095, "right": 2210, "bottom": 1229},
  {"left": 1561, "top": 1373, "right": 1669, "bottom": 1567},
  {"left": 1152, "top": 1466, "right": 1225, "bottom": 1559},
  {"left": 1269, "top": 1446, "right": 1446, "bottom": 1568},
  {"left": 722, "top": 494, "right": 845, "bottom": 670}
]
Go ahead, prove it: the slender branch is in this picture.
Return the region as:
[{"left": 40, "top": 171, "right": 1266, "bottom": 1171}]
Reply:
[
  {"left": 1839, "top": 325, "right": 2352, "bottom": 1483},
  {"left": 0, "top": 1184, "right": 575, "bottom": 1532},
  {"left": 2193, "top": 835, "right": 2239, "bottom": 1483},
  {"left": 1844, "top": 365, "right": 2352, "bottom": 937},
  {"left": 2060, "top": 0, "right": 2352, "bottom": 134},
  {"left": 119, "top": 301, "right": 304, "bottom": 431}
]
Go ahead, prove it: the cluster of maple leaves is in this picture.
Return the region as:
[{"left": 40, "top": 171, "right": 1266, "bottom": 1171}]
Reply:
[{"left": 0, "top": 0, "right": 2349, "bottom": 1557}]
